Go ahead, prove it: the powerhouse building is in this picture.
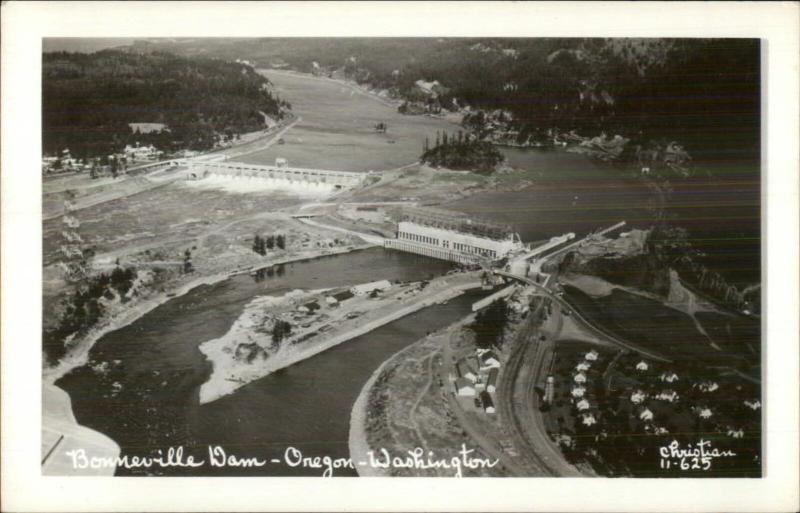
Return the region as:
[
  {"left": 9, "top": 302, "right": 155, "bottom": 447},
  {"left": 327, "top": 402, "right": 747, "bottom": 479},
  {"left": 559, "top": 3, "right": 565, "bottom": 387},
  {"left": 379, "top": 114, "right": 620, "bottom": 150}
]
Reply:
[{"left": 384, "top": 208, "right": 523, "bottom": 265}]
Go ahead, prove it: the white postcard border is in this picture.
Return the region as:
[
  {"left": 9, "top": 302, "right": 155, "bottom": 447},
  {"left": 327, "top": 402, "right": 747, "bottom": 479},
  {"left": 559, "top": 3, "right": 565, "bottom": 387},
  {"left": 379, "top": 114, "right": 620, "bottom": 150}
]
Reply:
[{"left": 2, "top": 2, "right": 798, "bottom": 512}]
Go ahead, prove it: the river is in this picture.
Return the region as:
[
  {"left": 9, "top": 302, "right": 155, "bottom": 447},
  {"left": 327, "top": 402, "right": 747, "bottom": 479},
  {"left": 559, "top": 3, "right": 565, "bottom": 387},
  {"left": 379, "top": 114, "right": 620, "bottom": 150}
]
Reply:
[
  {"left": 254, "top": 69, "right": 759, "bottom": 286},
  {"left": 56, "top": 248, "right": 490, "bottom": 476}
]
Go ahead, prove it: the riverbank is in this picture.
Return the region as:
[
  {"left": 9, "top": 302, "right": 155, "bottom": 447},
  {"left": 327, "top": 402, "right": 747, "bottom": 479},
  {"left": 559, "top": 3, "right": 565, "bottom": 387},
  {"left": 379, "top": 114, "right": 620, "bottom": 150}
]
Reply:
[
  {"left": 44, "top": 243, "right": 375, "bottom": 385},
  {"left": 198, "top": 272, "right": 482, "bottom": 404},
  {"left": 348, "top": 340, "right": 410, "bottom": 476}
]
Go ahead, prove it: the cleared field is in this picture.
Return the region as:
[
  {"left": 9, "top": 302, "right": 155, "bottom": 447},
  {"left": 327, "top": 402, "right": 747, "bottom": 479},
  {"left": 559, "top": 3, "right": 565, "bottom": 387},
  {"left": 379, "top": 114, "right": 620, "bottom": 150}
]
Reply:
[
  {"left": 233, "top": 71, "right": 460, "bottom": 172},
  {"left": 44, "top": 182, "right": 308, "bottom": 265}
]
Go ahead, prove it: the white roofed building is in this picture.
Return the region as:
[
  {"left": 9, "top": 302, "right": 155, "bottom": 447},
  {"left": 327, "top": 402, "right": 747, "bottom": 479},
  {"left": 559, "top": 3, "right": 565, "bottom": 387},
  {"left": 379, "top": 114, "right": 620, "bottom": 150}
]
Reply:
[
  {"left": 454, "top": 378, "right": 476, "bottom": 397},
  {"left": 350, "top": 280, "right": 392, "bottom": 296},
  {"left": 386, "top": 207, "right": 523, "bottom": 265}
]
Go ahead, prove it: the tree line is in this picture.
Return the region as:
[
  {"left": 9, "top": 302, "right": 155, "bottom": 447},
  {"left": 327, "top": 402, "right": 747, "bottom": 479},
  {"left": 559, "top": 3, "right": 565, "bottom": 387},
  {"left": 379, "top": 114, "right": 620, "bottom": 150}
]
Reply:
[
  {"left": 252, "top": 234, "right": 286, "bottom": 256},
  {"left": 43, "top": 265, "right": 138, "bottom": 365},
  {"left": 43, "top": 50, "right": 289, "bottom": 160},
  {"left": 131, "top": 38, "right": 759, "bottom": 158}
]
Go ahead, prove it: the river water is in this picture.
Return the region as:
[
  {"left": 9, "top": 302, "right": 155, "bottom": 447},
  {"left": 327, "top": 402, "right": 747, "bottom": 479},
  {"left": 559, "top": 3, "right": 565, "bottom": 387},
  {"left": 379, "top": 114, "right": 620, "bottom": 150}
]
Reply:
[{"left": 57, "top": 248, "right": 488, "bottom": 476}]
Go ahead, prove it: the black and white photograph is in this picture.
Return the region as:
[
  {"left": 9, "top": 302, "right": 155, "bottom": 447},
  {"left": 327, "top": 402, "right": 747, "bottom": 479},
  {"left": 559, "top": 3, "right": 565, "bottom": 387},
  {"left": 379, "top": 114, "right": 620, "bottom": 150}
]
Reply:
[{"left": 2, "top": 2, "right": 798, "bottom": 512}]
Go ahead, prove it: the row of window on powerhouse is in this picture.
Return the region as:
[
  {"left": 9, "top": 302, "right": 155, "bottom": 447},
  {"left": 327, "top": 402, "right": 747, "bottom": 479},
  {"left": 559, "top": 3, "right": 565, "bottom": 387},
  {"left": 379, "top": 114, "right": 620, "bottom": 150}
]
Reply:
[{"left": 397, "top": 231, "right": 498, "bottom": 259}]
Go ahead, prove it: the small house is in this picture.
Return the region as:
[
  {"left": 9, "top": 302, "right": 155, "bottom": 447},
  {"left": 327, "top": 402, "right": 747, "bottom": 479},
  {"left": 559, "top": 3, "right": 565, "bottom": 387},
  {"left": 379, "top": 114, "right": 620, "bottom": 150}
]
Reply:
[
  {"left": 479, "top": 391, "right": 495, "bottom": 414},
  {"left": 571, "top": 386, "right": 586, "bottom": 398},
  {"left": 630, "top": 390, "right": 647, "bottom": 404},
  {"left": 576, "top": 399, "right": 590, "bottom": 411},
  {"left": 639, "top": 408, "right": 654, "bottom": 422},
  {"left": 479, "top": 350, "right": 500, "bottom": 370},
  {"left": 698, "top": 407, "right": 713, "bottom": 419},
  {"left": 660, "top": 372, "right": 679, "bottom": 383},
  {"left": 456, "top": 359, "right": 478, "bottom": 383},
  {"left": 454, "top": 378, "right": 476, "bottom": 397},
  {"left": 727, "top": 428, "right": 744, "bottom": 439},
  {"left": 350, "top": 280, "right": 392, "bottom": 296},
  {"left": 656, "top": 390, "right": 678, "bottom": 403},
  {"left": 697, "top": 381, "right": 719, "bottom": 393},
  {"left": 573, "top": 372, "right": 587, "bottom": 384},
  {"left": 743, "top": 399, "right": 761, "bottom": 411},
  {"left": 635, "top": 361, "right": 649, "bottom": 372}
]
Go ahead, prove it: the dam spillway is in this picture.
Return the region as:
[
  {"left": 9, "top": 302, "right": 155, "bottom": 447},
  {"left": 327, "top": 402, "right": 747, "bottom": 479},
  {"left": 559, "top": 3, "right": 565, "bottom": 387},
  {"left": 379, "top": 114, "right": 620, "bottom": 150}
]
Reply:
[{"left": 182, "top": 160, "right": 369, "bottom": 189}]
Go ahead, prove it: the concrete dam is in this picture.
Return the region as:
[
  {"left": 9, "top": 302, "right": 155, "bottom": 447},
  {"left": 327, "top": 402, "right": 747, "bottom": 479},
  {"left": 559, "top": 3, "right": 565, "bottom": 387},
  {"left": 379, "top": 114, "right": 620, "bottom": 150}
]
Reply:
[{"left": 182, "top": 159, "right": 369, "bottom": 189}]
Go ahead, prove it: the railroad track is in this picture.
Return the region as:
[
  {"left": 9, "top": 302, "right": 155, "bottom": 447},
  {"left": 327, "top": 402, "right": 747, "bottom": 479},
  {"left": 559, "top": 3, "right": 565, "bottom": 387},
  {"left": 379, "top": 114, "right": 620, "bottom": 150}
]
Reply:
[{"left": 496, "top": 298, "right": 583, "bottom": 476}]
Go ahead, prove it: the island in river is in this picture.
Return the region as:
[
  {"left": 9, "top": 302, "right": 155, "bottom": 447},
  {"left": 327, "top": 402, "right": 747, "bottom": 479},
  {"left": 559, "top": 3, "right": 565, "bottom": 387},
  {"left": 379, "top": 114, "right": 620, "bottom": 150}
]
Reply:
[{"left": 199, "top": 272, "right": 482, "bottom": 404}]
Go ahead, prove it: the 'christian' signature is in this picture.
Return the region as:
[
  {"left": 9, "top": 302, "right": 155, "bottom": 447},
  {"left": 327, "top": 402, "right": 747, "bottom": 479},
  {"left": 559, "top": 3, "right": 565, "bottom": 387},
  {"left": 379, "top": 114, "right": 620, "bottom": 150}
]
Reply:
[{"left": 658, "top": 439, "right": 737, "bottom": 471}]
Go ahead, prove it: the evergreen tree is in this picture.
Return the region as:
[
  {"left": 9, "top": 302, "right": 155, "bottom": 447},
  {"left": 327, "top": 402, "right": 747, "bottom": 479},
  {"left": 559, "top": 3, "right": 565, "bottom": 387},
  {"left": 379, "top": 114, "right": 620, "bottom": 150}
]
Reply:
[
  {"left": 252, "top": 234, "right": 263, "bottom": 255},
  {"left": 276, "top": 234, "right": 286, "bottom": 250}
]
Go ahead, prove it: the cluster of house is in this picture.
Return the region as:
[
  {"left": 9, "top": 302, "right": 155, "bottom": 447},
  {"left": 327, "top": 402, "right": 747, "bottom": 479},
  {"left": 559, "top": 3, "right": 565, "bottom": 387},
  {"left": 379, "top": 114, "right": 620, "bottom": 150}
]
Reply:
[
  {"left": 569, "top": 349, "right": 600, "bottom": 427},
  {"left": 42, "top": 148, "right": 95, "bottom": 173},
  {"left": 630, "top": 362, "right": 753, "bottom": 439},
  {"left": 123, "top": 143, "right": 163, "bottom": 161},
  {"left": 451, "top": 348, "right": 501, "bottom": 414},
  {"left": 625, "top": 362, "right": 685, "bottom": 433},
  {"left": 43, "top": 140, "right": 164, "bottom": 175}
]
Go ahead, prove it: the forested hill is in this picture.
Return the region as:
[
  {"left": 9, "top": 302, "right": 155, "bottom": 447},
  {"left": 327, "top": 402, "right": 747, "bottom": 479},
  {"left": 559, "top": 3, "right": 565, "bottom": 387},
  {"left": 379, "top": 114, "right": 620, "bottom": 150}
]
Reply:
[
  {"left": 127, "top": 38, "right": 759, "bottom": 158},
  {"left": 43, "top": 50, "right": 289, "bottom": 159}
]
